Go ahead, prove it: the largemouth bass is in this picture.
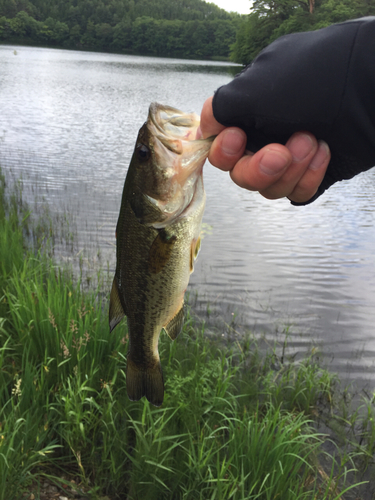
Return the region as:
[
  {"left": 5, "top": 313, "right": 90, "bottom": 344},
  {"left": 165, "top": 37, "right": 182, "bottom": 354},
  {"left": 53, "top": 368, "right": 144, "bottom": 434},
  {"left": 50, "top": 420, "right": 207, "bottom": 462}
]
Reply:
[{"left": 109, "top": 103, "right": 213, "bottom": 406}]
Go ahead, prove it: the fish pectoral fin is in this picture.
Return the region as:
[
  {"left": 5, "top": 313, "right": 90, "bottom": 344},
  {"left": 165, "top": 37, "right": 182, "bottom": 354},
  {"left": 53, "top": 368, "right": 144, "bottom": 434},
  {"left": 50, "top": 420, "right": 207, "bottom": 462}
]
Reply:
[
  {"left": 164, "top": 303, "right": 184, "bottom": 341},
  {"left": 109, "top": 276, "right": 126, "bottom": 332},
  {"left": 190, "top": 235, "right": 202, "bottom": 273},
  {"left": 126, "top": 356, "right": 164, "bottom": 407},
  {"left": 149, "top": 229, "right": 177, "bottom": 274}
]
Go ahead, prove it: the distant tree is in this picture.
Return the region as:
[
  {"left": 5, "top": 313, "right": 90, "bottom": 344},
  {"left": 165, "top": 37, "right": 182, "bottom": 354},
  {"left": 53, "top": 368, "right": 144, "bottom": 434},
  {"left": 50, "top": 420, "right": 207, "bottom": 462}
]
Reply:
[
  {"left": 11, "top": 9, "right": 31, "bottom": 36},
  {"left": 231, "top": 0, "right": 373, "bottom": 65},
  {"left": 1, "top": 0, "right": 17, "bottom": 18},
  {"left": 53, "top": 20, "right": 69, "bottom": 43},
  {"left": 313, "top": 0, "right": 359, "bottom": 27},
  {"left": 356, "top": 0, "right": 375, "bottom": 16},
  {"left": 231, "top": 12, "right": 267, "bottom": 64},
  {"left": 92, "top": 4, "right": 112, "bottom": 25},
  {"left": 68, "top": 23, "right": 81, "bottom": 46},
  {"left": 164, "top": 19, "right": 185, "bottom": 57},
  {"left": 131, "top": 16, "right": 159, "bottom": 55},
  {"left": 180, "top": 20, "right": 199, "bottom": 58},
  {"left": 0, "top": 14, "right": 5, "bottom": 31},
  {"left": 81, "top": 19, "right": 97, "bottom": 48},
  {"left": 8, "top": 9, "right": 41, "bottom": 38},
  {"left": 37, "top": 16, "right": 55, "bottom": 41},
  {"left": 212, "top": 19, "right": 236, "bottom": 57},
  {"left": 95, "top": 22, "right": 113, "bottom": 48},
  {"left": 111, "top": 20, "right": 132, "bottom": 51},
  {"left": 0, "top": 15, "right": 11, "bottom": 38},
  {"left": 66, "top": 5, "right": 81, "bottom": 28},
  {"left": 0, "top": 0, "right": 241, "bottom": 60}
]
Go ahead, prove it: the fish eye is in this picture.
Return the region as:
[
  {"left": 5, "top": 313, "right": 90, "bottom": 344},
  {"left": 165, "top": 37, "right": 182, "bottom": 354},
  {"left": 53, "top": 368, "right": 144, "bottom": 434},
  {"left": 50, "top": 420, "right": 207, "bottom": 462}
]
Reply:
[{"left": 137, "top": 144, "right": 150, "bottom": 161}]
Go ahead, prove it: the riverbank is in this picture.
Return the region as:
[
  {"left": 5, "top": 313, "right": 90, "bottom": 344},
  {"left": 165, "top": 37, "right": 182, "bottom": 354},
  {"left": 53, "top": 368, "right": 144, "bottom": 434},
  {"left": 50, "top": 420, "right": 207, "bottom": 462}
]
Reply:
[
  {"left": 0, "top": 40, "right": 236, "bottom": 64},
  {"left": 0, "top": 10, "right": 238, "bottom": 62},
  {"left": 0, "top": 170, "right": 374, "bottom": 499}
]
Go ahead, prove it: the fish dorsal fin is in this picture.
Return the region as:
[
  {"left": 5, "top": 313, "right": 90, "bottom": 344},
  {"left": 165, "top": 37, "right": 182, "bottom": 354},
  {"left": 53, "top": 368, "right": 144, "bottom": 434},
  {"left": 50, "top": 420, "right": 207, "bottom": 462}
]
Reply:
[
  {"left": 163, "top": 303, "right": 184, "bottom": 341},
  {"left": 149, "top": 229, "right": 177, "bottom": 274},
  {"left": 189, "top": 235, "right": 201, "bottom": 273},
  {"left": 109, "top": 276, "right": 126, "bottom": 332}
]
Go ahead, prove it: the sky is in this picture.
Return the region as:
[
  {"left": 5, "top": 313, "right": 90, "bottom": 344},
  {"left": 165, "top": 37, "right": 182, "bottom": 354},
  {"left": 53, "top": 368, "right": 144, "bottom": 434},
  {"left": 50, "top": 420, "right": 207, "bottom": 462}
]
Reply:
[{"left": 210, "top": 0, "right": 252, "bottom": 15}]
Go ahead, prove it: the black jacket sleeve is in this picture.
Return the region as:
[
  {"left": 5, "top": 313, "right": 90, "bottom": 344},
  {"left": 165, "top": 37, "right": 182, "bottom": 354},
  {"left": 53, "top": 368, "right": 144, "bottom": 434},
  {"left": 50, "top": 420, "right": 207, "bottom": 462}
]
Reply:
[{"left": 212, "top": 17, "right": 375, "bottom": 205}]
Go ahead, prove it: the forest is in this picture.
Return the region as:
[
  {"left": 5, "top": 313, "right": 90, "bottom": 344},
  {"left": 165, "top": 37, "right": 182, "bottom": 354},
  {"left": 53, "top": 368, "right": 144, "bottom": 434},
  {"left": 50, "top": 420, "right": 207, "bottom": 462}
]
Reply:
[
  {"left": 1, "top": 0, "right": 375, "bottom": 61},
  {"left": 232, "top": 0, "right": 375, "bottom": 64},
  {"left": 0, "top": 0, "right": 240, "bottom": 59}
]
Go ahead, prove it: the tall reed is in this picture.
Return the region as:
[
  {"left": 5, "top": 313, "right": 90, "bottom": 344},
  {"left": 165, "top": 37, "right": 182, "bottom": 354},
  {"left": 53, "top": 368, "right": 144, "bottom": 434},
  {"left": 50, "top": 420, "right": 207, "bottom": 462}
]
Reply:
[{"left": 0, "top": 168, "right": 370, "bottom": 499}]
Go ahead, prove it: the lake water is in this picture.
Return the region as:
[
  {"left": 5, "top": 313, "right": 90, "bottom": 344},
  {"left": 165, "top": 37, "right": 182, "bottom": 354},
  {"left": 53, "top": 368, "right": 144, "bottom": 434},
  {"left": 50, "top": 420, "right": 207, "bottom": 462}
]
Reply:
[{"left": 1, "top": 45, "right": 375, "bottom": 388}]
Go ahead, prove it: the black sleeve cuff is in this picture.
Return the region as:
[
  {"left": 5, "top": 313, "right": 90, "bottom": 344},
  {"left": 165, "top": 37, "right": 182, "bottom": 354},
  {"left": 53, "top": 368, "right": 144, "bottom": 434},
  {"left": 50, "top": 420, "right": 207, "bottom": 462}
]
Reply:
[{"left": 213, "top": 17, "right": 375, "bottom": 204}]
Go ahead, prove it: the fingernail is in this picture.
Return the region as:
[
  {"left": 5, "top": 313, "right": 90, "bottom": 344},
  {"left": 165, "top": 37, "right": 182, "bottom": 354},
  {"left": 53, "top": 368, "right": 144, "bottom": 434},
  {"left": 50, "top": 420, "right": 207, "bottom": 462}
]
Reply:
[
  {"left": 195, "top": 126, "right": 203, "bottom": 140},
  {"left": 259, "top": 148, "right": 289, "bottom": 176},
  {"left": 221, "top": 129, "right": 245, "bottom": 156},
  {"left": 309, "top": 140, "right": 330, "bottom": 170},
  {"left": 289, "top": 133, "right": 314, "bottom": 162}
]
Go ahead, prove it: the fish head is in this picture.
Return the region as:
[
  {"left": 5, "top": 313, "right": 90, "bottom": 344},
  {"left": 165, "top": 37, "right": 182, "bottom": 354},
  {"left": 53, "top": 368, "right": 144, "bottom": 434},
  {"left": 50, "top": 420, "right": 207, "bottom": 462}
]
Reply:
[{"left": 130, "top": 103, "right": 213, "bottom": 227}]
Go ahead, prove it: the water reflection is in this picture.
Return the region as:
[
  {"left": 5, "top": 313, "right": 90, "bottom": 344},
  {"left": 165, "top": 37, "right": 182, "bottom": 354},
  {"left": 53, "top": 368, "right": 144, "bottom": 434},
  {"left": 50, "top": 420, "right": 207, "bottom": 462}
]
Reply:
[
  {"left": 97, "top": 61, "right": 240, "bottom": 75},
  {"left": 1, "top": 45, "right": 375, "bottom": 388}
]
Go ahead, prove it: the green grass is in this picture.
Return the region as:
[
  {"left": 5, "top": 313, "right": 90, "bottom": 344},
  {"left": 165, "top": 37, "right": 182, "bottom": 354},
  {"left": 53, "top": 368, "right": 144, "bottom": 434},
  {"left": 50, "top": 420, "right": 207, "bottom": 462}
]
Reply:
[{"left": 0, "top": 168, "right": 372, "bottom": 499}]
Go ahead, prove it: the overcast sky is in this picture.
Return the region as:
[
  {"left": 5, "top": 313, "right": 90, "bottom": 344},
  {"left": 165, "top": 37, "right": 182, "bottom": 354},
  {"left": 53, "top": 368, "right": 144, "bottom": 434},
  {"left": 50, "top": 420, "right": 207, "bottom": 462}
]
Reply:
[{"left": 210, "top": 0, "right": 252, "bottom": 15}]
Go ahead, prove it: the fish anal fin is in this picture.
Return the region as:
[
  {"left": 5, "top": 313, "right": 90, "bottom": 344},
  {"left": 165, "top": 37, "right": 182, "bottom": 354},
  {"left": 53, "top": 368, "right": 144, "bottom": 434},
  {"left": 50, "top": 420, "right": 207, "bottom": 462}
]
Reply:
[
  {"left": 190, "top": 235, "right": 202, "bottom": 273},
  {"left": 126, "top": 356, "right": 164, "bottom": 407},
  {"left": 109, "top": 276, "right": 126, "bottom": 332},
  {"left": 149, "top": 229, "right": 177, "bottom": 274},
  {"left": 164, "top": 303, "right": 184, "bottom": 341}
]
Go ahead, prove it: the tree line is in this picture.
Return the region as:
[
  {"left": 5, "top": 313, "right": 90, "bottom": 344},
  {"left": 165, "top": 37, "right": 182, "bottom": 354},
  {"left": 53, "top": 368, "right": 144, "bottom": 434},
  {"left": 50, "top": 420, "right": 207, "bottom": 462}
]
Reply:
[
  {"left": 231, "top": 0, "right": 375, "bottom": 64},
  {"left": 0, "top": 0, "right": 239, "bottom": 59},
  {"left": 1, "top": 0, "right": 375, "bottom": 62}
]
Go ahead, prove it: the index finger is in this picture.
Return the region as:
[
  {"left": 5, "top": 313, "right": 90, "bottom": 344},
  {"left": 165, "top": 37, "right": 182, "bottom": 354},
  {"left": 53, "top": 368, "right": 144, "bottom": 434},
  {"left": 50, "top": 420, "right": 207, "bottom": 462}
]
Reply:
[{"left": 200, "top": 96, "right": 226, "bottom": 138}]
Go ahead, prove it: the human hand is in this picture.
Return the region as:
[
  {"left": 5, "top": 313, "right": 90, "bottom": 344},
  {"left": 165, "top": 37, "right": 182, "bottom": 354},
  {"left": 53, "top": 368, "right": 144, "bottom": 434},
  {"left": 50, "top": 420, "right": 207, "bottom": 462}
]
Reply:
[{"left": 199, "top": 97, "right": 331, "bottom": 204}]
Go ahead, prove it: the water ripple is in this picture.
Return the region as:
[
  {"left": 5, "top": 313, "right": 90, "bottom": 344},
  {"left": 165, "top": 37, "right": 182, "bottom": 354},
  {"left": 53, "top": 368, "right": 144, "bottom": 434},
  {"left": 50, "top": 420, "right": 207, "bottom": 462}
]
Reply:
[{"left": 1, "top": 45, "right": 375, "bottom": 386}]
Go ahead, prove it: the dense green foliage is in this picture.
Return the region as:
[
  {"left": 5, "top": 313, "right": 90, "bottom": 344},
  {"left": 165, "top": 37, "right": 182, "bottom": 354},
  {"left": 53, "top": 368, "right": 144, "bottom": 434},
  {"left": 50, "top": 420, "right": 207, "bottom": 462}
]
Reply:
[
  {"left": 1, "top": 170, "right": 373, "bottom": 498},
  {"left": 0, "top": 0, "right": 239, "bottom": 59},
  {"left": 232, "top": 0, "right": 375, "bottom": 64},
  {"left": 2, "top": 0, "right": 375, "bottom": 62}
]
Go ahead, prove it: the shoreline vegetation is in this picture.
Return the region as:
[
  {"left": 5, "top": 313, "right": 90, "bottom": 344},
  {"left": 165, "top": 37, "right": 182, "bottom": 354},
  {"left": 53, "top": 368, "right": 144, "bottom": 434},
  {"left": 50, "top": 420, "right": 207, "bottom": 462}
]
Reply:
[
  {"left": 1, "top": 173, "right": 375, "bottom": 500},
  {"left": 0, "top": 0, "right": 239, "bottom": 61},
  {"left": 1, "top": 0, "right": 375, "bottom": 64}
]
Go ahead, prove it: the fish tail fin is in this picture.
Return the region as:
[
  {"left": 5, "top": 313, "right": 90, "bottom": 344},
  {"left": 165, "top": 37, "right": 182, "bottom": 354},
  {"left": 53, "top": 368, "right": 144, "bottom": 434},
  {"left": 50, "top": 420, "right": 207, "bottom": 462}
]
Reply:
[{"left": 126, "top": 356, "right": 164, "bottom": 407}]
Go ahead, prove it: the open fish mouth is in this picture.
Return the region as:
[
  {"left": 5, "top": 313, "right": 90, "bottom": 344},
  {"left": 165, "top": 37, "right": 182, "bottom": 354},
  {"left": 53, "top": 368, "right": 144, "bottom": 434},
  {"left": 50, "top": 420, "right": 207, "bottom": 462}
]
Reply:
[
  {"left": 148, "top": 102, "right": 201, "bottom": 146},
  {"left": 147, "top": 102, "right": 214, "bottom": 182}
]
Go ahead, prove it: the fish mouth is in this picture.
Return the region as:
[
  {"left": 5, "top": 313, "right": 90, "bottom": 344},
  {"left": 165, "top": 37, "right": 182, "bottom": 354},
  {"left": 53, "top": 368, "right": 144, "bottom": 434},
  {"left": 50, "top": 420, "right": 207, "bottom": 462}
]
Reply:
[
  {"left": 148, "top": 103, "right": 200, "bottom": 145},
  {"left": 147, "top": 102, "right": 213, "bottom": 180},
  {"left": 142, "top": 103, "right": 213, "bottom": 228}
]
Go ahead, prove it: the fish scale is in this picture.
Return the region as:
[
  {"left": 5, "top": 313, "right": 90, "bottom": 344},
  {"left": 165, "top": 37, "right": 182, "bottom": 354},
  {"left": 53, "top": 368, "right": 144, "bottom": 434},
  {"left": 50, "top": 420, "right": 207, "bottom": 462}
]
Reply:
[{"left": 109, "top": 103, "right": 213, "bottom": 406}]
